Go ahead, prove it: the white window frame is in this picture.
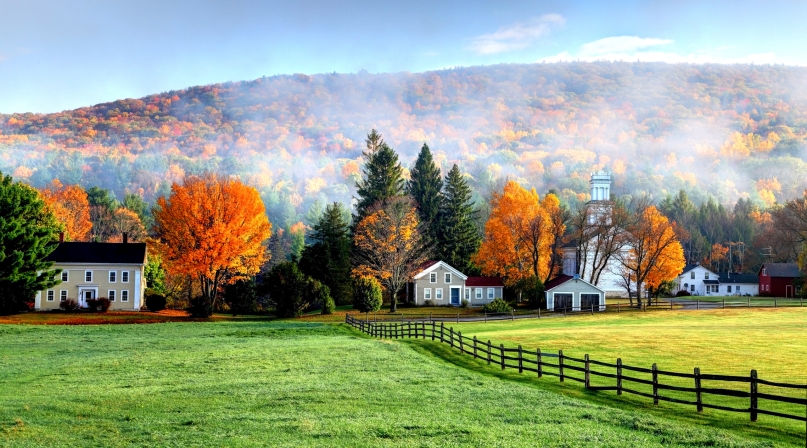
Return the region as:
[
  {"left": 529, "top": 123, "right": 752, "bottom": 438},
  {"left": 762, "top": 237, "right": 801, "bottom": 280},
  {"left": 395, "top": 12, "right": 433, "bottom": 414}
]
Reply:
[
  {"left": 690, "top": 271, "right": 695, "bottom": 279},
  {"left": 121, "top": 271, "right": 129, "bottom": 283},
  {"left": 727, "top": 285, "right": 732, "bottom": 293},
  {"left": 424, "top": 288, "right": 431, "bottom": 300},
  {"left": 704, "top": 273, "right": 709, "bottom": 280},
  {"left": 465, "top": 288, "right": 470, "bottom": 300},
  {"left": 445, "top": 273, "right": 451, "bottom": 283},
  {"left": 763, "top": 268, "right": 767, "bottom": 276},
  {"left": 108, "top": 290, "right": 116, "bottom": 302},
  {"left": 121, "top": 290, "right": 129, "bottom": 302},
  {"left": 487, "top": 288, "right": 494, "bottom": 300},
  {"left": 109, "top": 271, "right": 117, "bottom": 283},
  {"left": 737, "top": 285, "right": 741, "bottom": 292},
  {"left": 475, "top": 288, "right": 482, "bottom": 299},
  {"left": 85, "top": 270, "right": 93, "bottom": 282},
  {"left": 435, "top": 288, "right": 443, "bottom": 300},
  {"left": 47, "top": 291, "right": 55, "bottom": 302},
  {"left": 60, "top": 290, "right": 68, "bottom": 301},
  {"left": 429, "top": 273, "right": 436, "bottom": 283},
  {"left": 61, "top": 271, "right": 69, "bottom": 282}
]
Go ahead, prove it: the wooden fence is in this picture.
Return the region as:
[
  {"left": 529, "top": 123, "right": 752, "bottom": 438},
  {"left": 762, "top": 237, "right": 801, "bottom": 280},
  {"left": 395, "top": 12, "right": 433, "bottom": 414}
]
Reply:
[{"left": 345, "top": 314, "right": 807, "bottom": 426}]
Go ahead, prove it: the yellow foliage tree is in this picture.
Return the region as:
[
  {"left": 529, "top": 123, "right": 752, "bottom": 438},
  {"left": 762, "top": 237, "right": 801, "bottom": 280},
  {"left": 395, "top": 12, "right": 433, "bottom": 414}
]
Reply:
[{"left": 39, "top": 179, "right": 92, "bottom": 241}]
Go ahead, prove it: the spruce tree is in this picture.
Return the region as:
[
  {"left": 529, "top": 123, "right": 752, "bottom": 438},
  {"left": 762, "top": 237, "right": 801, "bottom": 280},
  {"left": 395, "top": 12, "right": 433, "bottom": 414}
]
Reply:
[
  {"left": 299, "top": 203, "right": 353, "bottom": 305},
  {"left": 0, "top": 173, "right": 61, "bottom": 314},
  {"left": 354, "top": 129, "right": 405, "bottom": 222},
  {"left": 407, "top": 143, "right": 442, "bottom": 243},
  {"left": 438, "top": 165, "right": 481, "bottom": 273}
]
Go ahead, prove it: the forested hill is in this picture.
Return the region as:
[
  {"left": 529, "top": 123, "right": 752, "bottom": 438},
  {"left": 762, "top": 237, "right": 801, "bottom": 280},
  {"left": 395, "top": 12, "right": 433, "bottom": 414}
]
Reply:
[{"left": 2, "top": 62, "right": 807, "bottom": 228}]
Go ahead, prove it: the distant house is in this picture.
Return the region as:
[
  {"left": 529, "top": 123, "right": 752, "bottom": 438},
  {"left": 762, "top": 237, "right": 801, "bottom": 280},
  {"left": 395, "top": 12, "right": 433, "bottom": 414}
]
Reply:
[
  {"left": 411, "top": 261, "right": 504, "bottom": 307},
  {"left": 544, "top": 274, "right": 605, "bottom": 312},
  {"left": 758, "top": 263, "right": 800, "bottom": 297},
  {"left": 717, "top": 272, "right": 759, "bottom": 296},
  {"left": 35, "top": 238, "right": 147, "bottom": 311},
  {"left": 676, "top": 264, "right": 719, "bottom": 296}
]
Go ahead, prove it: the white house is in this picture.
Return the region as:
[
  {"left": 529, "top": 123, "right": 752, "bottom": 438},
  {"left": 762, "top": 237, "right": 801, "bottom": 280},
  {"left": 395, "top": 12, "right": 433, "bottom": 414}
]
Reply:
[
  {"left": 544, "top": 274, "right": 606, "bottom": 311},
  {"left": 411, "top": 261, "right": 504, "bottom": 307},
  {"left": 675, "top": 264, "right": 758, "bottom": 296}
]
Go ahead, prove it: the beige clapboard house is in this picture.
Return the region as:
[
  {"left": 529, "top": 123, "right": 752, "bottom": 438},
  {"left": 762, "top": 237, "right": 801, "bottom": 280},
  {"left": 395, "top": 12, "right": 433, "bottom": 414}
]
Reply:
[
  {"left": 411, "top": 261, "right": 504, "bottom": 307},
  {"left": 35, "top": 239, "right": 147, "bottom": 311}
]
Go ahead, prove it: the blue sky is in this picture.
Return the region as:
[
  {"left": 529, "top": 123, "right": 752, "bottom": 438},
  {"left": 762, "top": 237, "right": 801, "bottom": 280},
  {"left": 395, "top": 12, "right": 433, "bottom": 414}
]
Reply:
[{"left": 1, "top": 0, "right": 806, "bottom": 113}]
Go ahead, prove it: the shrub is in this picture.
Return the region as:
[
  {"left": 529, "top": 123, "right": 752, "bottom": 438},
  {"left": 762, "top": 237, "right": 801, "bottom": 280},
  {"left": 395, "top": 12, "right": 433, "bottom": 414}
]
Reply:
[
  {"left": 422, "top": 299, "right": 436, "bottom": 307},
  {"left": 146, "top": 293, "right": 167, "bottom": 312},
  {"left": 517, "top": 276, "right": 545, "bottom": 309},
  {"left": 460, "top": 299, "right": 470, "bottom": 308},
  {"left": 353, "top": 277, "right": 382, "bottom": 313},
  {"left": 482, "top": 298, "right": 512, "bottom": 313},
  {"left": 60, "top": 298, "right": 79, "bottom": 311},
  {"left": 264, "top": 262, "right": 317, "bottom": 318},
  {"left": 675, "top": 290, "right": 691, "bottom": 297},
  {"left": 223, "top": 278, "right": 257, "bottom": 315},
  {"left": 86, "top": 297, "right": 111, "bottom": 312},
  {"left": 322, "top": 295, "right": 335, "bottom": 315},
  {"left": 189, "top": 295, "right": 213, "bottom": 318}
]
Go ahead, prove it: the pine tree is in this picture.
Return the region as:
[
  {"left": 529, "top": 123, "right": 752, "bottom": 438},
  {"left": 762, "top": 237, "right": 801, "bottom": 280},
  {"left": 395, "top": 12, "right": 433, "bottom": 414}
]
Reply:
[
  {"left": 354, "top": 129, "right": 405, "bottom": 222},
  {"left": 437, "top": 165, "right": 481, "bottom": 273},
  {"left": 407, "top": 143, "right": 442, "bottom": 243},
  {"left": 299, "top": 202, "right": 353, "bottom": 305},
  {"left": 0, "top": 173, "right": 61, "bottom": 314}
]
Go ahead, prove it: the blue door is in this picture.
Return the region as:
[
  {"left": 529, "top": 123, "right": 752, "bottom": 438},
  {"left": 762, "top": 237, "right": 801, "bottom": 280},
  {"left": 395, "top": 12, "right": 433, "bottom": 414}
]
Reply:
[{"left": 450, "top": 288, "right": 460, "bottom": 306}]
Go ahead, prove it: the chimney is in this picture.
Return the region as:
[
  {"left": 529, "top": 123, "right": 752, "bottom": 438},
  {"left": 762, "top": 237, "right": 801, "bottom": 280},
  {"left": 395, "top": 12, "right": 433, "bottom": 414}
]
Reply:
[
  {"left": 59, "top": 232, "right": 64, "bottom": 243},
  {"left": 123, "top": 233, "right": 128, "bottom": 244}
]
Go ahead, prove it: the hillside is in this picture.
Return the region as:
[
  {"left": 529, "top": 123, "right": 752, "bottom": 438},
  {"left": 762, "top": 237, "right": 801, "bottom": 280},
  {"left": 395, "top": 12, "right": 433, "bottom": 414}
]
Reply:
[{"left": 2, "top": 62, "right": 807, "bottom": 227}]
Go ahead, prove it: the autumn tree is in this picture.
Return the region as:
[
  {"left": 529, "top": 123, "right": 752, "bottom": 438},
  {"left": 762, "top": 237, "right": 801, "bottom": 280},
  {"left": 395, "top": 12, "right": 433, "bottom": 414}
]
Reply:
[
  {"left": 39, "top": 179, "right": 92, "bottom": 241},
  {"left": 617, "top": 205, "right": 686, "bottom": 306},
  {"left": 541, "top": 193, "right": 569, "bottom": 282},
  {"left": 354, "top": 130, "right": 405, "bottom": 223},
  {"left": 153, "top": 174, "right": 272, "bottom": 317},
  {"left": 473, "top": 181, "right": 558, "bottom": 289},
  {"left": 437, "top": 164, "right": 480, "bottom": 273},
  {"left": 407, "top": 143, "right": 442, "bottom": 243},
  {"left": 352, "top": 196, "right": 431, "bottom": 313},
  {"left": 108, "top": 208, "right": 147, "bottom": 242}
]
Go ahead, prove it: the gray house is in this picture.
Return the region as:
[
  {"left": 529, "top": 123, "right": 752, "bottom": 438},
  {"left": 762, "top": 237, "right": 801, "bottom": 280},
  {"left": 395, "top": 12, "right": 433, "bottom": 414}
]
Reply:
[
  {"left": 545, "top": 274, "right": 605, "bottom": 311},
  {"left": 411, "top": 261, "right": 504, "bottom": 307}
]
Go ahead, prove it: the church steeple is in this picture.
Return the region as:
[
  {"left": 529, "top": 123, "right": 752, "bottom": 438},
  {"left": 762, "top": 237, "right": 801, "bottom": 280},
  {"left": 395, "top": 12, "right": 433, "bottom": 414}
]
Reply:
[{"left": 589, "top": 171, "right": 611, "bottom": 202}]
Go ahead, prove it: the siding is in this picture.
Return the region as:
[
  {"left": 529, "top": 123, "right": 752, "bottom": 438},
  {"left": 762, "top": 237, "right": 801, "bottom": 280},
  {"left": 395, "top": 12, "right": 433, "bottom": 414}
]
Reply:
[
  {"left": 546, "top": 278, "right": 604, "bottom": 311},
  {"left": 414, "top": 265, "right": 466, "bottom": 306}
]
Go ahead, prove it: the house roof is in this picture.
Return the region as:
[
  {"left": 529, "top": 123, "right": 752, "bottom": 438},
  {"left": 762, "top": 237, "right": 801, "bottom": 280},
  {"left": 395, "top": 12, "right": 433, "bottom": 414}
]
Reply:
[
  {"left": 679, "top": 263, "right": 717, "bottom": 277},
  {"left": 466, "top": 276, "right": 504, "bottom": 287},
  {"left": 718, "top": 273, "right": 758, "bottom": 284},
  {"left": 758, "top": 263, "right": 800, "bottom": 278},
  {"left": 45, "top": 242, "right": 147, "bottom": 265},
  {"left": 413, "top": 260, "right": 468, "bottom": 281},
  {"left": 544, "top": 275, "right": 606, "bottom": 294},
  {"left": 703, "top": 279, "right": 719, "bottom": 285}
]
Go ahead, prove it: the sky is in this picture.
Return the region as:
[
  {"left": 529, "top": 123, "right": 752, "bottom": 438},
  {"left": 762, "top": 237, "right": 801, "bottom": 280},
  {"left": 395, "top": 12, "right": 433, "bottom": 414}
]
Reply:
[{"left": 1, "top": 0, "right": 806, "bottom": 114}]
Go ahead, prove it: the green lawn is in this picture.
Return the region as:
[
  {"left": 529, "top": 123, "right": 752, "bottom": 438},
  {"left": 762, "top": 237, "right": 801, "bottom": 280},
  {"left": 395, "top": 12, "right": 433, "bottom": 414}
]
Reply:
[{"left": 0, "top": 321, "right": 796, "bottom": 446}]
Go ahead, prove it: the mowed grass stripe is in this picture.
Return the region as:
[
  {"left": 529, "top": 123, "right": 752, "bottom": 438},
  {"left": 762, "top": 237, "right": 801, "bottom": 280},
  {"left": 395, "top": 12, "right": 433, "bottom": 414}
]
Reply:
[{"left": 0, "top": 321, "right": 787, "bottom": 447}]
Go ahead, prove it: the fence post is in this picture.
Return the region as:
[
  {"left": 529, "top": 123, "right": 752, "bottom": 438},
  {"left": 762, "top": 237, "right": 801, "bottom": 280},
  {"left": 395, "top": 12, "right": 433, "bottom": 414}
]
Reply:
[
  {"left": 537, "top": 348, "right": 543, "bottom": 378},
  {"left": 518, "top": 345, "right": 523, "bottom": 373},
  {"left": 457, "top": 312, "right": 459, "bottom": 323},
  {"left": 591, "top": 303, "right": 594, "bottom": 315},
  {"left": 439, "top": 322, "right": 445, "bottom": 343},
  {"left": 458, "top": 331, "right": 464, "bottom": 354},
  {"left": 775, "top": 297, "right": 777, "bottom": 307},
  {"left": 695, "top": 367, "right": 703, "bottom": 412},
  {"left": 432, "top": 321, "right": 436, "bottom": 341},
  {"left": 484, "top": 312, "right": 487, "bottom": 323},
  {"left": 449, "top": 327, "right": 454, "bottom": 348},
  {"left": 617, "top": 358, "right": 622, "bottom": 395},
  {"left": 748, "top": 296, "right": 750, "bottom": 308},
  {"left": 652, "top": 363, "right": 659, "bottom": 405},
  {"left": 697, "top": 299, "right": 699, "bottom": 310},
  {"left": 487, "top": 340, "right": 492, "bottom": 365},
  {"left": 670, "top": 300, "right": 673, "bottom": 311},
  {"left": 559, "top": 350, "right": 564, "bottom": 382},
  {"left": 473, "top": 336, "right": 478, "bottom": 359},
  {"left": 750, "top": 369, "right": 758, "bottom": 422},
  {"left": 584, "top": 354, "right": 590, "bottom": 388},
  {"left": 500, "top": 344, "right": 505, "bottom": 370},
  {"left": 722, "top": 298, "right": 725, "bottom": 309},
  {"left": 617, "top": 302, "right": 620, "bottom": 313},
  {"left": 511, "top": 310, "right": 515, "bottom": 321}
]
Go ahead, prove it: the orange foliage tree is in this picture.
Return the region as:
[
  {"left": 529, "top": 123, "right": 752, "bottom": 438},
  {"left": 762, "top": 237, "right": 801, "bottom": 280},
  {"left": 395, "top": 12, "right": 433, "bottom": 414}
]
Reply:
[
  {"left": 618, "top": 206, "right": 685, "bottom": 306},
  {"left": 473, "top": 181, "right": 560, "bottom": 286},
  {"left": 352, "top": 196, "right": 431, "bottom": 313},
  {"left": 153, "top": 174, "right": 272, "bottom": 316},
  {"left": 108, "top": 208, "right": 147, "bottom": 242},
  {"left": 38, "top": 180, "right": 92, "bottom": 241}
]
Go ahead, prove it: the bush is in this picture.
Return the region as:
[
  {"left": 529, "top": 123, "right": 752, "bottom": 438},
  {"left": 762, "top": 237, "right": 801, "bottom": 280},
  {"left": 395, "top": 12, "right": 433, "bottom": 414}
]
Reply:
[
  {"left": 322, "top": 295, "right": 335, "bottom": 315},
  {"left": 482, "top": 298, "right": 512, "bottom": 313},
  {"left": 675, "top": 290, "right": 691, "bottom": 297},
  {"left": 60, "top": 298, "right": 79, "bottom": 311},
  {"left": 353, "top": 277, "right": 382, "bottom": 313},
  {"left": 85, "top": 297, "right": 111, "bottom": 312},
  {"left": 460, "top": 299, "right": 470, "bottom": 308},
  {"left": 422, "top": 299, "right": 436, "bottom": 307},
  {"left": 188, "top": 295, "right": 213, "bottom": 318},
  {"left": 264, "top": 262, "right": 317, "bottom": 318},
  {"left": 146, "top": 293, "right": 167, "bottom": 312},
  {"left": 517, "top": 276, "right": 545, "bottom": 309},
  {"left": 223, "top": 278, "right": 257, "bottom": 315}
]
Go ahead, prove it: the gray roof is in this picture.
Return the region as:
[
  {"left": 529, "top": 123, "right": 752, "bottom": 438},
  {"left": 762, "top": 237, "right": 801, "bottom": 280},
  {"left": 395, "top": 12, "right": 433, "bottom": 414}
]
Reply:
[
  {"left": 703, "top": 279, "right": 719, "bottom": 285},
  {"left": 45, "top": 242, "right": 147, "bottom": 264},
  {"left": 718, "top": 273, "right": 758, "bottom": 284},
  {"left": 759, "top": 263, "right": 800, "bottom": 278}
]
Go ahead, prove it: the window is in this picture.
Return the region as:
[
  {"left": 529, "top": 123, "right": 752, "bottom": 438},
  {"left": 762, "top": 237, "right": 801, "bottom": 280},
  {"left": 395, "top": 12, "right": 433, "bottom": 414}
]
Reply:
[
  {"left": 109, "top": 271, "right": 116, "bottom": 283},
  {"left": 60, "top": 290, "right": 68, "bottom": 301},
  {"left": 436, "top": 289, "right": 443, "bottom": 300},
  {"left": 445, "top": 273, "right": 451, "bottom": 283},
  {"left": 690, "top": 272, "right": 695, "bottom": 279},
  {"left": 704, "top": 273, "right": 709, "bottom": 280},
  {"left": 737, "top": 285, "right": 741, "bottom": 292},
  {"left": 424, "top": 288, "right": 431, "bottom": 300},
  {"left": 690, "top": 284, "right": 695, "bottom": 292},
  {"left": 727, "top": 285, "right": 732, "bottom": 293},
  {"left": 121, "top": 271, "right": 129, "bottom": 283},
  {"left": 763, "top": 268, "right": 768, "bottom": 276},
  {"left": 85, "top": 271, "right": 93, "bottom": 282},
  {"left": 121, "top": 290, "right": 129, "bottom": 302},
  {"left": 429, "top": 273, "right": 436, "bottom": 283},
  {"left": 465, "top": 288, "right": 470, "bottom": 300},
  {"left": 108, "top": 290, "right": 116, "bottom": 302},
  {"left": 47, "top": 291, "right": 54, "bottom": 302},
  {"left": 476, "top": 288, "right": 482, "bottom": 299},
  {"left": 61, "top": 271, "right": 69, "bottom": 282},
  {"left": 487, "top": 288, "right": 494, "bottom": 300}
]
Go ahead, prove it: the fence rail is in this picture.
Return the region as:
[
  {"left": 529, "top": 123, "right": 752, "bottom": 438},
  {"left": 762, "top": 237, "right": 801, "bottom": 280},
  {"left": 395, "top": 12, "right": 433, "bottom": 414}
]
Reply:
[{"left": 345, "top": 314, "right": 807, "bottom": 426}]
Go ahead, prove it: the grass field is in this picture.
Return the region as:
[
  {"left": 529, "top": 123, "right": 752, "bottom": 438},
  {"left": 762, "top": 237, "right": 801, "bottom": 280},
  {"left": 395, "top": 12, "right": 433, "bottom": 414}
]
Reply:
[{"left": 0, "top": 320, "right": 797, "bottom": 446}]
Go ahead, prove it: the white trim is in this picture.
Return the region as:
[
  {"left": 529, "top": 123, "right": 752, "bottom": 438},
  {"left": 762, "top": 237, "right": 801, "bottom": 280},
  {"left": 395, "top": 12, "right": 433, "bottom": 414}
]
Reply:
[
  {"left": 449, "top": 285, "right": 462, "bottom": 306},
  {"left": 424, "top": 288, "right": 432, "bottom": 300},
  {"left": 47, "top": 290, "right": 55, "bottom": 302},
  {"left": 60, "top": 290, "right": 68, "bottom": 301},
  {"left": 429, "top": 272, "right": 437, "bottom": 283},
  {"left": 121, "top": 270, "right": 129, "bottom": 283},
  {"left": 445, "top": 272, "right": 451, "bottom": 284},
  {"left": 108, "top": 290, "right": 116, "bottom": 302},
  {"left": 35, "top": 291, "right": 42, "bottom": 309},
  {"left": 545, "top": 277, "right": 607, "bottom": 295},
  {"left": 413, "top": 261, "right": 468, "bottom": 281},
  {"left": 435, "top": 288, "right": 443, "bottom": 301},
  {"left": 84, "top": 270, "right": 93, "bottom": 282},
  {"left": 109, "top": 271, "right": 117, "bottom": 283},
  {"left": 121, "top": 290, "right": 129, "bottom": 302},
  {"left": 487, "top": 288, "right": 494, "bottom": 300},
  {"left": 134, "top": 270, "right": 141, "bottom": 308}
]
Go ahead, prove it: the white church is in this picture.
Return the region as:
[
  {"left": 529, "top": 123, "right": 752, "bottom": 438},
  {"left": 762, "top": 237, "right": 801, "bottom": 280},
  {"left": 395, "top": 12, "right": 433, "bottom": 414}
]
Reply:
[{"left": 560, "top": 171, "right": 633, "bottom": 298}]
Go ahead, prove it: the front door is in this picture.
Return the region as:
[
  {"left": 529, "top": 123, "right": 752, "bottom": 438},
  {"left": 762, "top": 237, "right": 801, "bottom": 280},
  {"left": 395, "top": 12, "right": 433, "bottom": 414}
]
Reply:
[
  {"left": 450, "top": 288, "right": 460, "bottom": 306},
  {"left": 78, "top": 289, "right": 95, "bottom": 308}
]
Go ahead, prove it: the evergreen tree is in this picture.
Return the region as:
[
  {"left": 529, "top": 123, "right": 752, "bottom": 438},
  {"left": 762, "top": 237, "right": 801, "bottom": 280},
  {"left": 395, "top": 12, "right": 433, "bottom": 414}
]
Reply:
[
  {"left": 0, "top": 173, "right": 61, "bottom": 314},
  {"left": 86, "top": 186, "right": 118, "bottom": 211},
  {"left": 299, "top": 202, "right": 353, "bottom": 305},
  {"left": 354, "top": 129, "right": 405, "bottom": 221},
  {"left": 407, "top": 143, "right": 442, "bottom": 243},
  {"left": 437, "top": 165, "right": 481, "bottom": 273}
]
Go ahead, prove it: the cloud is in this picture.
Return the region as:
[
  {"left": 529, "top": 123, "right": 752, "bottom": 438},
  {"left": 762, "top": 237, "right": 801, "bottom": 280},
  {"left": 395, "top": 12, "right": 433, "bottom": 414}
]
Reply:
[
  {"left": 469, "top": 14, "right": 565, "bottom": 55},
  {"left": 539, "top": 35, "right": 800, "bottom": 65}
]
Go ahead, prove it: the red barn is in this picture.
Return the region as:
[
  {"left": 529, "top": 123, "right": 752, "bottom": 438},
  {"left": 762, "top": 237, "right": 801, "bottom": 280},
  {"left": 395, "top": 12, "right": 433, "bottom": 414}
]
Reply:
[{"left": 757, "top": 263, "right": 800, "bottom": 297}]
